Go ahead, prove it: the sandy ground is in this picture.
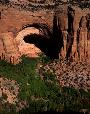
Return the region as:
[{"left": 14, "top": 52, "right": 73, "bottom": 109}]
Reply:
[{"left": 0, "top": 76, "right": 28, "bottom": 112}]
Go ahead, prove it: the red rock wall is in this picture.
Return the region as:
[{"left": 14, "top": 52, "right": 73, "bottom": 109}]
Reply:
[
  {"left": 0, "top": 4, "right": 90, "bottom": 64},
  {"left": 0, "top": 32, "right": 21, "bottom": 64}
]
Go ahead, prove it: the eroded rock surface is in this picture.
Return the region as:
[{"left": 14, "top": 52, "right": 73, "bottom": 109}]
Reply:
[
  {"left": 0, "top": 3, "right": 90, "bottom": 64},
  {"left": 0, "top": 77, "right": 28, "bottom": 112}
]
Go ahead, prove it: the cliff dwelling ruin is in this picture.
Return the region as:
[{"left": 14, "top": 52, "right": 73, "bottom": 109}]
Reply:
[{"left": 0, "top": 1, "right": 90, "bottom": 64}]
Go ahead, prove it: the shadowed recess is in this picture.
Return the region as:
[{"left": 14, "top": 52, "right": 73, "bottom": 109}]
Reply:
[
  {"left": 23, "top": 14, "right": 64, "bottom": 59},
  {"left": 66, "top": 6, "right": 75, "bottom": 59}
]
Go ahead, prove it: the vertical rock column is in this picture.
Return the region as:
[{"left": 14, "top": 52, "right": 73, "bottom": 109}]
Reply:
[
  {"left": 0, "top": 37, "right": 5, "bottom": 60},
  {"left": 66, "top": 6, "right": 75, "bottom": 60},
  {"left": 86, "top": 14, "right": 90, "bottom": 63},
  {"left": 56, "top": 4, "right": 68, "bottom": 58},
  {"left": 77, "top": 16, "right": 88, "bottom": 61},
  {"left": 2, "top": 32, "right": 21, "bottom": 64},
  {"left": 72, "top": 10, "right": 80, "bottom": 62},
  {"left": 62, "top": 30, "right": 68, "bottom": 58},
  {"left": 72, "top": 31, "right": 78, "bottom": 61},
  {"left": 0, "top": 12, "right": 1, "bottom": 19}
]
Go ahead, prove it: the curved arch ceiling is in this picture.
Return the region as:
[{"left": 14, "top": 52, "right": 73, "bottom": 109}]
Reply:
[{"left": 15, "top": 27, "right": 41, "bottom": 57}]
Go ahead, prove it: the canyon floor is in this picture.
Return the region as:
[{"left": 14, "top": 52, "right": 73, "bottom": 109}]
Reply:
[{"left": 0, "top": 55, "right": 90, "bottom": 113}]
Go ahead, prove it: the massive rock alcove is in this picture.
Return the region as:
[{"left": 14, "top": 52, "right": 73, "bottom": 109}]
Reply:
[
  {"left": 0, "top": 3, "right": 90, "bottom": 64},
  {"left": 23, "top": 15, "right": 64, "bottom": 59},
  {"left": 15, "top": 26, "right": 41, "bottom": 57}
]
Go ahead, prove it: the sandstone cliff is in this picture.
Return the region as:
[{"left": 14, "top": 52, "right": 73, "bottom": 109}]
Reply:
[{"left": 0, "top": 2, "right": 90, "bottom": 64}]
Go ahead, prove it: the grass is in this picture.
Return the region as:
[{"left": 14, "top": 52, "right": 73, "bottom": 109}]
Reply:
[{"left": 0, "top": 55, "right": 90, "bottom": 113}]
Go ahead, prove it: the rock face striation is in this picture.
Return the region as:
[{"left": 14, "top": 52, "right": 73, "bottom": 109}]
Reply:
[
  {"left": 0, "top": 3, "right": 90, "bottom": 64},
  {"left": 73, "top": 13, "right": 90, "bottom": 63},
  {"left": 0, "top": 32, "right": 21, "bottom": 64}
]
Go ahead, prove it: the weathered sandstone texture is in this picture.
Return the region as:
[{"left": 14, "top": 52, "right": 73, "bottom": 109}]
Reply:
[{"left": 0, "top": 3, "right": 90, "bottom": 64}]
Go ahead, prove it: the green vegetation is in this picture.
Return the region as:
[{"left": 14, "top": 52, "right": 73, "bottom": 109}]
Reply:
[{"left": 0, "top": 55, "right": 90, "bottom": 113}]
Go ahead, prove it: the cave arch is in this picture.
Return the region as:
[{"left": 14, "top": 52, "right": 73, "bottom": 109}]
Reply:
[
  {"left": 15, "top": 26, "right": 41, "bottom": 57},
  {"left": 22, "top": 15, "right": 64, "bottom": 60},
  {"left": 15, "top": 15, "right": 64, "bottom": 60},
  {"left": 15, "top": 22, "right": 53, "bottom": 58}
]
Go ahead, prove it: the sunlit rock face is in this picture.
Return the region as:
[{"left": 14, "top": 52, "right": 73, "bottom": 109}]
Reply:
[
  {"left": 0, "top": 2, "right": 90, "bottom": 64},
  {"left": 77, "top": 16, "right": 88, "bottom": 60},
  {"left": 0, "top": 32, "right": 21, "bottom": 64},
  {"left": 0, "top": 29, "right": 41, "bottom": 64},
  {"left": 0, "top": 38, "right": 5, "bottom": 60},
  {"left": 15, "top": 27, "right": 41, "bottom": 57},
  {"left": 73, "top": 13, "right": 90, "bottom": 63}
]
